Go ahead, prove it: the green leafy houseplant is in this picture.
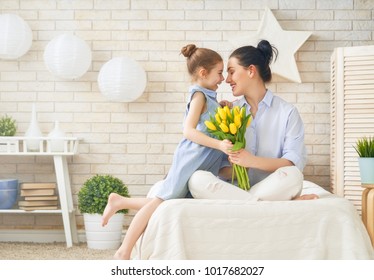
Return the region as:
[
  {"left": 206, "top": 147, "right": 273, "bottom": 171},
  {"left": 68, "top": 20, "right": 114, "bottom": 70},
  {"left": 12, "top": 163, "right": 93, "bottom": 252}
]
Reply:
[
  {"left": 354, "top": 136, "right": 374, "bottom": 157},
  {"left": 0, "top": 115, "right": 17, "bottom": 136},
  {"left": 78, "top": 174, "right": 130, "bottom": 215}
]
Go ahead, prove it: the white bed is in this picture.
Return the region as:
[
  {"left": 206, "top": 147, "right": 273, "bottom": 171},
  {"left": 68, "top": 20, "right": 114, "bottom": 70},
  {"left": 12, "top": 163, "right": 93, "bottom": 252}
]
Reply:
[{"left": 133, "top": 181, "right": 374, "bottom": 260}]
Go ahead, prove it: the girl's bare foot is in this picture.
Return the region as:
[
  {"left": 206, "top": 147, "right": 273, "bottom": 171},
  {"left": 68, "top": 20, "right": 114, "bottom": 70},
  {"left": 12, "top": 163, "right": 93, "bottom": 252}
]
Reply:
[
  {"left": 102, "top": 193, "right": 125, "bottom": 226},
  {"left": 113, "top": 249, "right": 130, "bottom": 260},
  {"left": 293, "top": 194, "right": 319, "bottom": 200}
]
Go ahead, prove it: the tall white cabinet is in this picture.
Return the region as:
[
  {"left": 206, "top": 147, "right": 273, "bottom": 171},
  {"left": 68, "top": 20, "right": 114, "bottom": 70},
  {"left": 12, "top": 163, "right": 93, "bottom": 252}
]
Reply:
[{"left": 330, "top": 45, "right": 374, "bottom": 211}]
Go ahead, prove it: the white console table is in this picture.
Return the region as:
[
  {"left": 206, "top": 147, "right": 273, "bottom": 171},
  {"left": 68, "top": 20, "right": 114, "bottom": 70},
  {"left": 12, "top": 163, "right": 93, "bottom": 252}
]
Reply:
[{"left": 0, "top": 136, "right": 80, "bottom": 247}]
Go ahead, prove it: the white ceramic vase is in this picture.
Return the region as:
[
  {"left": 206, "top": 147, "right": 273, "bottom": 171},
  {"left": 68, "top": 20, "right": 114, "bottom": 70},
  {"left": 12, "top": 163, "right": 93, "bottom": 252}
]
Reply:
[
  {"left": 48, "top": 121, "right": 65, "bottom": 152},
  {"left": 83, "top": 213, "right": 124, "bottom": 250},
  {"left": 24, "top": 103, "right": 43, "bottom": 151}
]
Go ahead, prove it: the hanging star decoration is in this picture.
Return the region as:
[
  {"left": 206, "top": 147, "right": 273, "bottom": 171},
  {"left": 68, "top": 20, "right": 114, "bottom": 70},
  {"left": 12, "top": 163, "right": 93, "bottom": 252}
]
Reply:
[{"left": 229, "top": 7, "right": 312, "bottom": 83}]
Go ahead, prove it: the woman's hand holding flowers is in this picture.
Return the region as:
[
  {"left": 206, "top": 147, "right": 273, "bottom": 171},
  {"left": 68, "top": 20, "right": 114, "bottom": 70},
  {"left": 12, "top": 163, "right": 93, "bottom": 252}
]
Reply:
[{"left": 228, "top": 149, "right": 252, "bottom": 168}]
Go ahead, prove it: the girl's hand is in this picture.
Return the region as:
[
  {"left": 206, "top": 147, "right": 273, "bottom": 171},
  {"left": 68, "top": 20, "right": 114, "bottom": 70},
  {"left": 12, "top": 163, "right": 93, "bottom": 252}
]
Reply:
[
  {"left": 219, "top": 139, "right": 233, "bottom": 155},
  {"left": 228, "top": 149, "right": 252, "bottom": 168},
  {"left": 219, "top": 100, "right": 233, "bottom": 108}
]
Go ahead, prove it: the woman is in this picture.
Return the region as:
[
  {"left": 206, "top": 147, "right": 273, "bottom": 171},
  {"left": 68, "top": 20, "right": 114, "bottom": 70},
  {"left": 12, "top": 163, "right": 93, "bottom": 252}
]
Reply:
[{"left": 188, "top": 40, "right": 318, "bottom": 201}]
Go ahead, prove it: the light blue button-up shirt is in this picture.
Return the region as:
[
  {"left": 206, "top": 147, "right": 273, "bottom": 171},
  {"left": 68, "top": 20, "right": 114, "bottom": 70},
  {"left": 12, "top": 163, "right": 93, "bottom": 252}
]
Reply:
[{"left": 228, "top": 89, "right": 307, "bottom": 185}]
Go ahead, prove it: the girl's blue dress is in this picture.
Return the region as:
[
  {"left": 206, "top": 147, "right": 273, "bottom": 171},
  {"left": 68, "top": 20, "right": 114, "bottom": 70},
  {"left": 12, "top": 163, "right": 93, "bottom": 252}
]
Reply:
[{"left": 152, "top": 85, "right": 225, "bottom": 200}]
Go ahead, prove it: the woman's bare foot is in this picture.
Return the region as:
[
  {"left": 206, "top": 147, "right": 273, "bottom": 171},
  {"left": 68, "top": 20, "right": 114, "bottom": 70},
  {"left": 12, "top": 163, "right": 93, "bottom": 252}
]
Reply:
[
  {"left": 293, "top": 194, "right": 319, "bottom": 200},
  {"left": 102, "top": 193, "right": 125, "bottom": 226}
]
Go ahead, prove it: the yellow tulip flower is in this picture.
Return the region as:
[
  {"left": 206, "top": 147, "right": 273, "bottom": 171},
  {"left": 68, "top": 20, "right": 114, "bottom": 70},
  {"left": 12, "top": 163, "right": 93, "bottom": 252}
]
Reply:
[
  {"left": 215, "top": 113, "right": 221, "bottom": 124},
  {"left": 217, "top": 107, "right": 226, "bottom": 120},
  {"left": 224, "top": 106, "right": 232, "bottom": 119},
  {"left": 233, "top": 106, "right": 240, "bottom": 116},
  {"left": 234, "top": 115, "right": 241, "bottom": 128},
  {"left": 229, "top": 123, "right": 237, "bottom": 135},
  {"left": 205, "top": 120, "right": 217, "bottom": 131},
  {"left": 219, "top": 123, "right": 229, "bottom": 133}
]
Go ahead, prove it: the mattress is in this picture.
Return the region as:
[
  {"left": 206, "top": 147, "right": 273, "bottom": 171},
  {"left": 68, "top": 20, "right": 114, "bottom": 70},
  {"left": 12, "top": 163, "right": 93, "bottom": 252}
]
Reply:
[{"left": 133, "top": 180, "right": 374, "bottom": 260}]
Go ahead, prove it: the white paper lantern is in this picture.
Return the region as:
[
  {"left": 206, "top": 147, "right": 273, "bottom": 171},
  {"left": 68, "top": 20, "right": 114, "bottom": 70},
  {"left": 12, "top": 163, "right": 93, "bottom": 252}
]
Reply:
[
  {"left": 0, "top": 14, "right": 33, "bottom": 60},
  {"left": 98, "top": 57, "right": 147, "bottom": 102},
  {"left": 43, "top": 34, "right": 92, "bottom": 80}
]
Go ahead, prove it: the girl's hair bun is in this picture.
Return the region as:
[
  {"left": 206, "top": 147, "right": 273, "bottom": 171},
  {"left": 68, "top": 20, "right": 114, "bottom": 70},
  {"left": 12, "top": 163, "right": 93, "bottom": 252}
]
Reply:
[{"left": 181, "top": 44, "right": 198, "bottom": 58}]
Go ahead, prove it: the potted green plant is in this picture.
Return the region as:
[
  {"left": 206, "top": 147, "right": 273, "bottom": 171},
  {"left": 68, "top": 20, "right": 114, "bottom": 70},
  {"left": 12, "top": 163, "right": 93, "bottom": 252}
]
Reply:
[
  {"left": 354, "top": 136, "right": 374, "bottom": 184},
  {"left": 0, "top": 115, "right": 17, "bottom": 152},
  {"left": 0, "top": 115, "right": 17, "bottom": 136},
  {"left": 78, "top": 174, "right": 130, "bottom": 249}
]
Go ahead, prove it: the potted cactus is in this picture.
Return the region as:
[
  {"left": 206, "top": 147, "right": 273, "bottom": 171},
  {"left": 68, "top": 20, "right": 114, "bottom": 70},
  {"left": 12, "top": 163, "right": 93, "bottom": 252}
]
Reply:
[
  {"left": 78, "top": 174, "right": 130, "bottom": 249},
  {"left": 354, "top": 136, "right": 374, "bottom": 184}
]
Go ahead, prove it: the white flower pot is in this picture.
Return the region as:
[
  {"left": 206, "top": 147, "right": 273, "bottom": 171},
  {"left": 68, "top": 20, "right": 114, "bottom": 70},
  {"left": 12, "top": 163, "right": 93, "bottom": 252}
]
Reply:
[{"left": 83, "top": 213, "right": 124, "bottom": 250}]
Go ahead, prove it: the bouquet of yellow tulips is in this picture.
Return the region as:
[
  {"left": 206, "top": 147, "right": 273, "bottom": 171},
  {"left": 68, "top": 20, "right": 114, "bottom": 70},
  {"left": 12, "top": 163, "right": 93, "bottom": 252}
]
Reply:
[{"left": 205, "top": 105, "right": 252, "bottom": 191}]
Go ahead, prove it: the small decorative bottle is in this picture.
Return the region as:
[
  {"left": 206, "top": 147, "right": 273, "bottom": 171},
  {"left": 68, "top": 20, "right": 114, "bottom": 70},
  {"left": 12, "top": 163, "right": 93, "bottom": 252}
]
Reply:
[
  {"left": 24, "top": 103, "right": 43, "bottom": 151},
  {"left": 48, "top": 121, "right": 66, "bottom": 152}
]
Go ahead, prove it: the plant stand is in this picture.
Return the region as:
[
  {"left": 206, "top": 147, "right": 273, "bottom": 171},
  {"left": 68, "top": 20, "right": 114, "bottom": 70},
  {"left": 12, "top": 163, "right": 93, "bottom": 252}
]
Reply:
[
  {"left": 361, "top": 183, "right": 374, "bottom": 246},
  {"left": 0, "top": 136, "right": 80, "bottom": 248}
]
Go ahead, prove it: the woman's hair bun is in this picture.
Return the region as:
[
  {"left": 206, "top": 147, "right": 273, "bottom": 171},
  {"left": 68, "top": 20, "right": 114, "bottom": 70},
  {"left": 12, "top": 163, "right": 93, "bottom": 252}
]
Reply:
[{"left": 257, "top": 40, "right": 278, "bottom": 65}]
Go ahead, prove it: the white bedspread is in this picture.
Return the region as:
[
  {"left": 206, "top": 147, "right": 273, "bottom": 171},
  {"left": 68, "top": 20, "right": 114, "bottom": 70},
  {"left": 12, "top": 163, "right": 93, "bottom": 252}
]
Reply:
[{"left": 133, "top": 181, "right": 374, "bottom": 260}]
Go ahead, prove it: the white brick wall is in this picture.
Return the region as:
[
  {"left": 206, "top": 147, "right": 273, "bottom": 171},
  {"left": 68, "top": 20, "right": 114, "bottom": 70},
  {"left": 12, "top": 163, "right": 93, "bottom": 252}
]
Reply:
[{"left": 0, "top": 0, "right": 373, "bottom": 230}]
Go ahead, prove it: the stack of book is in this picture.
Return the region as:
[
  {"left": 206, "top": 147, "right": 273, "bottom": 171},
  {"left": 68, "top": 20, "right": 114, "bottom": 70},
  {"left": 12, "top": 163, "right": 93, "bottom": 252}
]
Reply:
[{"left": 18, "top": 183, "right": 59, "bottom": 210}]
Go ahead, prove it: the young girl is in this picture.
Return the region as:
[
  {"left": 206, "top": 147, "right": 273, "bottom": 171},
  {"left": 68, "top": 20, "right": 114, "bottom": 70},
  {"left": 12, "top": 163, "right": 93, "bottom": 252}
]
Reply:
[{"left": 101, "top": 44, "right": 233, "bottom": 259}]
